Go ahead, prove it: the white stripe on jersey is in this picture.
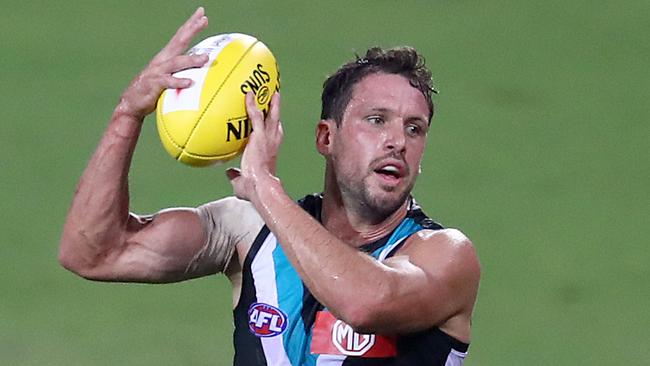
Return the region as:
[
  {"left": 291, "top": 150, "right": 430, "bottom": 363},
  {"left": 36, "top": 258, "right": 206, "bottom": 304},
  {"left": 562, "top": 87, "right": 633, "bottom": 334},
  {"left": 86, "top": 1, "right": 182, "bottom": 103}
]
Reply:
[
  {"left": 377, "top": 236, "right": 408, "bottom": 261},
  {"left": 445, "top": 348, "right": 467, "bottom": 366},
  {"left": 315, "top": 354, "right": 345, "bottom": 366},
  {"left": 250, "top": 234, "right": 292, "bottom": 366},
  {"left": 314, "top": 348, "right": 465, "bottom": 365}
]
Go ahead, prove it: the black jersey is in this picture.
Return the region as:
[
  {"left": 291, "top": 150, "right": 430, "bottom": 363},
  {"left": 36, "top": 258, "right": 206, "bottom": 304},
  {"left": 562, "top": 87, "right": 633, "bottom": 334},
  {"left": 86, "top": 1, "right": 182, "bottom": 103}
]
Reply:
[{"left": 233, "top": 194, "right": 469, "bottom": 365}]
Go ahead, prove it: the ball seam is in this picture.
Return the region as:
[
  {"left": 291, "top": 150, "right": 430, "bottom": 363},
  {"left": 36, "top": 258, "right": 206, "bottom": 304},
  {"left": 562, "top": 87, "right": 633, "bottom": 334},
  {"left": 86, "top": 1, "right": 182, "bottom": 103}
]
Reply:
[{"left": 179, "top": 40, "right": 259, "bottom": 162}]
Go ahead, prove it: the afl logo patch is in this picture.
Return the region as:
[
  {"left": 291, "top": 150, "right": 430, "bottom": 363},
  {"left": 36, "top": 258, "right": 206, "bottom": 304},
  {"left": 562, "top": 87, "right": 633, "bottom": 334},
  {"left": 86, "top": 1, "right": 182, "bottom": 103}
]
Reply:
[{"left": 248, "top": 302, "right": 288, "bottom": 337}]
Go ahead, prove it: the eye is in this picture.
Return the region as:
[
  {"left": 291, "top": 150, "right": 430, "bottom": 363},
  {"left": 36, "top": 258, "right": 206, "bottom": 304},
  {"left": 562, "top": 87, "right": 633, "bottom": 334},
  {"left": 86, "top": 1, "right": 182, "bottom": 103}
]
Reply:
[
  {"left": 366, "top": 116, "right": 384, "bottom": 125},
  {"left": 405, "top": 123, "right": 425, "bottom": 136}
]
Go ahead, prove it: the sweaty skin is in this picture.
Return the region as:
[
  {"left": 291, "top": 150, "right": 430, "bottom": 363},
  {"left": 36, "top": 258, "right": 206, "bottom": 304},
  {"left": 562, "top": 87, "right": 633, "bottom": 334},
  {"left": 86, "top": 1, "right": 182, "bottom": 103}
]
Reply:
[
  {"left": 59, "top": 8, "right": 222, "bottom": 283},
  {"left": 228, "top": 76, "right": 480, "bottom": 339},
  {"left": 59, "top": 7, "right": 479, "bottom": 347}
]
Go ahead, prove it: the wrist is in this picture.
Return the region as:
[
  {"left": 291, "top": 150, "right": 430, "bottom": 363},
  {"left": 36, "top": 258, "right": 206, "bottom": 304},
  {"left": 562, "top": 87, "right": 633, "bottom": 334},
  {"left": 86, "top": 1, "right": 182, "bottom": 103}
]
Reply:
[
  {"left": 250, "top": 174, "right": 287, "bottom": 216},
  {"left": 114, "top": 97, "right": 146, "bottom": 122},
  {"left": 108, "top": 100, "right": 146, "bottom": 140}
]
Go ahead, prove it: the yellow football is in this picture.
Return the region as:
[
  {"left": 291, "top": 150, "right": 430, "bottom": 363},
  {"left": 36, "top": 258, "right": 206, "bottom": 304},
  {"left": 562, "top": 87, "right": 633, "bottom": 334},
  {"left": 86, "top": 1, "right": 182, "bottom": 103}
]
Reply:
[{"left": 156, "top": 33, "right": 280, "bottom": 166}]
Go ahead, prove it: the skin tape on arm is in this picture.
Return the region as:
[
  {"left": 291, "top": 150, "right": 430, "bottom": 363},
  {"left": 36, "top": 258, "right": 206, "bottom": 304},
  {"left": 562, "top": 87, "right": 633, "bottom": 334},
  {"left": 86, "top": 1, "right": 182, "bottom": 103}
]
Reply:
[{"left": 194, "top": 197, "right": 263, "bottom": 274}]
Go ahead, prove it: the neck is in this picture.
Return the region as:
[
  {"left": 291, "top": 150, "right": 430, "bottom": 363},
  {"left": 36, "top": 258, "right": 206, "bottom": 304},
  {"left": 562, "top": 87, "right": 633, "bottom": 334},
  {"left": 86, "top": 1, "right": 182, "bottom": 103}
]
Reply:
[{"left": 320, "top": 188, "right": 410, "bottom": 247}]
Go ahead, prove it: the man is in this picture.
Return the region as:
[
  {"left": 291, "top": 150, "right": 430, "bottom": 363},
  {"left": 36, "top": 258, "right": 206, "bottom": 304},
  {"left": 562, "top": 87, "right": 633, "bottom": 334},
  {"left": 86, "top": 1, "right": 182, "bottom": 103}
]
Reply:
[{"left": 59, "top": 7, "right": 480, "bottom": 366}]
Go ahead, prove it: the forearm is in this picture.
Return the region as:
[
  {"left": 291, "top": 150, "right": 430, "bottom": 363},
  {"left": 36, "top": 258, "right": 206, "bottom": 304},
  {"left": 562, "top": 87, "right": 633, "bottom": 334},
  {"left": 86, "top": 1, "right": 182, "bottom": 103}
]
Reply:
[
  {"left": 252, "top": 178, "right": 395, "bottom": 327},
  {"left": 59, "top": 8, "right": 214, "bottom": 280},
  {"left": 59, "top": 102, "right": 144, "bottom": 270}
]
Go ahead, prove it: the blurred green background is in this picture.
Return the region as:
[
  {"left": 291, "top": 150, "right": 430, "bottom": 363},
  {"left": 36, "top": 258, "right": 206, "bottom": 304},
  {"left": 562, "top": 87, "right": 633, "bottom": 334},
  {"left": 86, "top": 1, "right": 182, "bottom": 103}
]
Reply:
[{"left": 1, "top": 0, "right": 648, "bottom": 365}]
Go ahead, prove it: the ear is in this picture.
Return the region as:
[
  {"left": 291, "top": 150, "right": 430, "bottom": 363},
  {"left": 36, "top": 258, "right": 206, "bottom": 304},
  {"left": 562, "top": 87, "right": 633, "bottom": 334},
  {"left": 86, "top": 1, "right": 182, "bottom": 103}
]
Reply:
[{"left": 316, "top": 119, "right": 336, "bottom": 156}]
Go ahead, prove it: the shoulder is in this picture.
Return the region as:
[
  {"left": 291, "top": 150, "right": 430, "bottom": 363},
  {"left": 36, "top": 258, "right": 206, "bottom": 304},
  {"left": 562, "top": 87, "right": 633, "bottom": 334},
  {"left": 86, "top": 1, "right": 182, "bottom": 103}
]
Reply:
[
  {"left": 196, "top": 196, "right": 264, "bottom": 240},
  {"left": 383, "top": 227, "right": 480, "bottom": 338},
  {"left": 398, "top": 228, "right": 481, "bottom": 287},
  {"left": 197, "top": 196, "right": 261, "bottom": 220},
  {"left": 414, "top": 228, "right": 476, "bottom": 254}
]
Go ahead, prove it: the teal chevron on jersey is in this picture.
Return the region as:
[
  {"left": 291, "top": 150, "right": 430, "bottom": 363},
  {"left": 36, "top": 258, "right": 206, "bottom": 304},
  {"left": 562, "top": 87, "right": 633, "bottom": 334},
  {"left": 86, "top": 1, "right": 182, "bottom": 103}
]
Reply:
[
  {"left": 233, "top": 194, "right": 467, "bottom": 366},
  {"left": 370, "top": 217, "right": 422, "bottom": 260},
  {"left": 272, "top": 243, "right": 317, "bottom": 365}
]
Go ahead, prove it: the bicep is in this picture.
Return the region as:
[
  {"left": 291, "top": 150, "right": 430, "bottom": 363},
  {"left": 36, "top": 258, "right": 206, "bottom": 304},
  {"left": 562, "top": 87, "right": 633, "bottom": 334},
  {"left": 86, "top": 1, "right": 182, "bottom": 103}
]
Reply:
[
  {"left": 95, "top": 197, "right": 261, "bottom": 283},
  {"left": 93, "top": 208, "right": 212, "bottom": 282}
]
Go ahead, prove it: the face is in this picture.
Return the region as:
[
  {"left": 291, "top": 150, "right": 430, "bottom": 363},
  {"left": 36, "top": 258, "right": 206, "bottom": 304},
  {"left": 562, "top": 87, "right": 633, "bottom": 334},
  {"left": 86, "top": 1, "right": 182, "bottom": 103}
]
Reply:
[{"left": 320, "top": 72, "right": 430, "bottom": 218}]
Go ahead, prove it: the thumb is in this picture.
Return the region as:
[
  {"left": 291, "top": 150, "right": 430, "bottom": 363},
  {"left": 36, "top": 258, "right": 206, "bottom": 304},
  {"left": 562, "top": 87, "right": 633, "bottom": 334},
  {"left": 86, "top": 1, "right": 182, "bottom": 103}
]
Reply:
[
  {"left": 225, "top": 167, "right": 249, "bottom": 201},
  {"left": 225, "top": 167, "right": 241, "bottom": 181}
]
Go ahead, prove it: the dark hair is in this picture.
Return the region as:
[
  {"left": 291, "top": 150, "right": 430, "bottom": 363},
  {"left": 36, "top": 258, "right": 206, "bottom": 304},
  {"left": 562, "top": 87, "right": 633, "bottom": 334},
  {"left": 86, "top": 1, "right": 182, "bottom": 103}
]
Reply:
[{"left": 320, "top": 46, "right": 437, "bottom": 124}]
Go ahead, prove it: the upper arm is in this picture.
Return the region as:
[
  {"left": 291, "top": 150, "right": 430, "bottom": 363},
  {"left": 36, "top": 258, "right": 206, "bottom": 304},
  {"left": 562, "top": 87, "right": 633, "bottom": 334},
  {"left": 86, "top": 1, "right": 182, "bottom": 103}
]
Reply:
[
  {"left": 70, "top": 197, "right": 262, "bottom": 283},
  {"left": 364, "top": 228, "right": 480, "bottom": 334}
]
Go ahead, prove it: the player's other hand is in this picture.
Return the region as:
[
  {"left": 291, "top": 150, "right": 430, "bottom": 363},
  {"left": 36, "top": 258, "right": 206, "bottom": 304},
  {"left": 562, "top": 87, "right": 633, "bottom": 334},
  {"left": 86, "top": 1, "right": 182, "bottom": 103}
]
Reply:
[
  {"left": 227, "top": 92, "right": 283, "bottom": 203},
  {"left": 118, "top": 7, "right": 209, "bottom": 120}
]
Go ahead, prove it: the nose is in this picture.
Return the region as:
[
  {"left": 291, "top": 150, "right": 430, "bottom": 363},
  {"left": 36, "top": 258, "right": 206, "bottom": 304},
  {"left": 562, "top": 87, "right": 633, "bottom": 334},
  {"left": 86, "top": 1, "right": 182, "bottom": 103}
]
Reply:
[{"left": 384, "top": 122, "right": 406, "bottom": 153}]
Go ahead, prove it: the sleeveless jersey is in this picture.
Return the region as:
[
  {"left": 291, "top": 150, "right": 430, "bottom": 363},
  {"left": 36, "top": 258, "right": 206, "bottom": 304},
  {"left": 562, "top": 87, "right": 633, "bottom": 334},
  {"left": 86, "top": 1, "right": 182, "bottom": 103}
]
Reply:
[{"left": 233, "top": 194, "right": 469, "bottom": 365}]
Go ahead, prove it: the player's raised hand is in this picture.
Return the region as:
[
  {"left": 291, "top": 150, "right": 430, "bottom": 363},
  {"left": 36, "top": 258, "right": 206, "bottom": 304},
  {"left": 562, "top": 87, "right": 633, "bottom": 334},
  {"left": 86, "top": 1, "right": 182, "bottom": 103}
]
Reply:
[
  {"left": 119, "top": 7, "right": 209, "bottom": 120},
  {"left": 227, "top": 92, "right": 283, "bottom": 202}
]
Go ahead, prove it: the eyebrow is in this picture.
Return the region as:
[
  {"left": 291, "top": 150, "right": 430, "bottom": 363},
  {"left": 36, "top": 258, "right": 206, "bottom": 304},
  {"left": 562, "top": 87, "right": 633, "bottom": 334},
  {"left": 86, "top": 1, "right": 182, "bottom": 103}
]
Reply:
[
  {"left": 367, "top": 107, "right": 390, "bottom": 114},
  {"left": 368, "top": 107, "right": 428, "bottom": 125},
  {"left": 407, "top": 116, "right": 428, "bottom": 125},
  {"left": 368, "top": 107, "right": 422, "bottom": 118}
]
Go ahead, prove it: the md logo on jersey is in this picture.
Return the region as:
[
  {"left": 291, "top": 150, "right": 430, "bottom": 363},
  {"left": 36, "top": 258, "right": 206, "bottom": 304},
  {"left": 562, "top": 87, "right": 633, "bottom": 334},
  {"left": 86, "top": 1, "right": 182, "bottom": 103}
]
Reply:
[
  {"left": 248, "top": 302, "right": 288, "bottom": 337},
  {"left": 311, "top": 311, "right": 397, "bottom": 358},
  {"left": 332, "top": 320, "right": 375, "bottom": 356}
]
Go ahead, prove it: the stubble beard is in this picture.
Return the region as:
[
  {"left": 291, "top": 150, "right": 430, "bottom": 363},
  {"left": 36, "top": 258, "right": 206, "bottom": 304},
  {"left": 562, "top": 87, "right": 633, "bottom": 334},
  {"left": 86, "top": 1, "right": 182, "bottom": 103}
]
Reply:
[{"left": 339, "top": 170, "right": 415, "bottom": 221}]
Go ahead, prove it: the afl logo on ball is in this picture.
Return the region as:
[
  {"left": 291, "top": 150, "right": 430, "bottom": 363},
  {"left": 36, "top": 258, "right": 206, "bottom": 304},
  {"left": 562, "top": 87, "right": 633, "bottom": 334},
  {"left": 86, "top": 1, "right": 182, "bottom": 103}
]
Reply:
[{"left": 248, "top": 303, "right": 288, "bottom": 337}]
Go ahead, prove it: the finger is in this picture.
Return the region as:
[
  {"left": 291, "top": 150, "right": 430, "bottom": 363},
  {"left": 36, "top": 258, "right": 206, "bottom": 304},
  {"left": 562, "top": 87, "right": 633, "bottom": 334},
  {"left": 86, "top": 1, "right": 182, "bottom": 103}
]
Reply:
[
  {"left": 161, "top": 75, "right": 193, "bottom": 89},
  {"left": 226, "top": 168, "right": 247, "bottom": 200},
  {"left": 276, "top": 120, "right": 284, "bottom": 141},
  {"left": 161, "top": 54, "right": 209, "bottom": 74},
  {"left": 245, "top": 92, "right": 265, "bottom": 132},
  {"left": 166, "top": 7, "right": 208, "bottom": 53},
  {"left": 154, "top": 7, "right": 208, "bottom": 62},
  {"left": 225, "top": 167, "right": 241, "bottom": 181},
  {"left": 267, "top": 92, "right": 281, "bottom": 131}
]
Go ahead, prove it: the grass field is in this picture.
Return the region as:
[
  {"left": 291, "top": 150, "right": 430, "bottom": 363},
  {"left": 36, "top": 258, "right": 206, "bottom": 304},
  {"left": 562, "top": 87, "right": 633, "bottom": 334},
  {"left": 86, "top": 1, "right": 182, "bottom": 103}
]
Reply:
[{"left": 1, "top": 1, "right": 649, "bottom": 365}]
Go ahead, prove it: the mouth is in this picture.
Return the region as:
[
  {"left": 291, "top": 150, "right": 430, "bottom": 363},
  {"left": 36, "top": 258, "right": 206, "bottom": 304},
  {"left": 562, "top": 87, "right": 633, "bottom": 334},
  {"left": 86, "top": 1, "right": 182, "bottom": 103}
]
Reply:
[{"left": 373, "top": 163, "right": 406, "bottom": 184}]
